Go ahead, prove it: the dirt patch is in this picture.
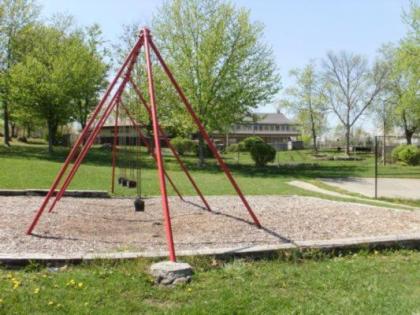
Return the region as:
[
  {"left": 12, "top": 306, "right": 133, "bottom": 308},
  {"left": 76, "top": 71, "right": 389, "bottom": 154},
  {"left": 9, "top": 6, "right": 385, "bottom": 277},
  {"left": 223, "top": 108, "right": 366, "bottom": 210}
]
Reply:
[{"left": 1, "top": 195, "right": 419, "bottom": 256}]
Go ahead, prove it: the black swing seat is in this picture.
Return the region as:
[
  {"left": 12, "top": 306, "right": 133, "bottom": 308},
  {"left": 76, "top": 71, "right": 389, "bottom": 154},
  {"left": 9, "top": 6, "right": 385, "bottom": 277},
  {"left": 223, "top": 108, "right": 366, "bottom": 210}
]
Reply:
[
  {"left": 121, "top": 178, "right": 129, "bottom": 187},
  {"left": 128, "top": 180, "right": 137, "bottom": 188},
  {"left": 118, "top": 177, "right": 137, "bottom": 188},
  {"left": 134, "top": 197, "right": 145, "bottom": 212}
]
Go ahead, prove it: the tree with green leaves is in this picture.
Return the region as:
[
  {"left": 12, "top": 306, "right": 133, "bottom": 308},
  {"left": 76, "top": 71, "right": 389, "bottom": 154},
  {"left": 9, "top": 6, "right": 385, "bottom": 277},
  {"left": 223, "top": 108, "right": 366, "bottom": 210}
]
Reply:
[
  {"left": 393, "top": 1, "right": 420, "bottom": 144},
  {"left": 129, "top": 0, "right": 280, "bottom": 166},
  {"left": 70, "top": 24, "right": 109, "bottom": 129},
  {"left": 9, "top": 23, "right": 107, "bottom": 153},
  {"left": 0, "top": 0, "right": 39, "bottom": 146},
  {"left": 281, "top": 62, "right": 327, "bottom": 153}
]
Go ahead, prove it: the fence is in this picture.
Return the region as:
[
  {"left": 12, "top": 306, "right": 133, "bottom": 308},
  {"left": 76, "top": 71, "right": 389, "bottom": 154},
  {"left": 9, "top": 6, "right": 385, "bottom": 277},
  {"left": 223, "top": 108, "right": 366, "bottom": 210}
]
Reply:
[{"left": 374, "top": 135, "right": 420, "bottom": 198}]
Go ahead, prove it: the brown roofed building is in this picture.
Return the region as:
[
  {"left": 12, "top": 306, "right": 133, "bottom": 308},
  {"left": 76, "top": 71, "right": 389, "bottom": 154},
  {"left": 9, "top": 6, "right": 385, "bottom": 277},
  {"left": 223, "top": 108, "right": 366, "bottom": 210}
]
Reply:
[{"left": 212, "top": 112, "right": 302, "bottom": 150}]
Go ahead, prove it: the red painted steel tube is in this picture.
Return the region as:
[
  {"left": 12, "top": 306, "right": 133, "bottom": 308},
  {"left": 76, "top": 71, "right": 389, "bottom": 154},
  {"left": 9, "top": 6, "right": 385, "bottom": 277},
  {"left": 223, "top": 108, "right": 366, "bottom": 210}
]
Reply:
[
  {"left": 47, "top": 41, "right": 142, "bottom": 214},
  {"left": 129, "top": 79, "right": 211, "bottom": 211},
  {"left": 52, "top": 38, "right": 144, "bottom": 204},
  {"left": 26, "top": 36, "right": 144, "bottom": 235},
  {"left": 149, "top": 39, "right": 261, "bottom": 228},
  {"left": 111, "top": 99, "right": 121, "bottom": 193},
  {"left": 119, "top": 102, "right": 184, "bottom": 200},
  {"left": 50, "top": 71, "right": 134, "bottom": 212},
  {"left": 144, "top": 28, "right": 176, "bottom": 262},
  {"left": 50, "top": 39, "right": 145, "bottom": 209}
]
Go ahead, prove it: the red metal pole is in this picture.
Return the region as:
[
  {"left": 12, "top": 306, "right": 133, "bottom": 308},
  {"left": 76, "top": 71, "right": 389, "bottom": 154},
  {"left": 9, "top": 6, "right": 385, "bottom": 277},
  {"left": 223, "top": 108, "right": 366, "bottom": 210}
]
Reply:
[
  {"left": 119, "top": 102, "right": 184, "bottom": 200},
  {"left": 49, "top": 71, "right": 134, "bottom": 213},
  {"left": 26, "top": 36, "right": 144, "bottom": 235},
  {"left": 144, "top": 28, "right": 176, "bottom": 262},
  {"left": 149, "top": 39, "right": 261, "bottom": 228},
  {"left": 46, "top": 38, "right": 143, "bottom": 214},
  {"left": 129, "top": 79, "right": 211, "bottom": 211},
  {"left": 111, "top": 99, "right": 120, "bottom": 194}
]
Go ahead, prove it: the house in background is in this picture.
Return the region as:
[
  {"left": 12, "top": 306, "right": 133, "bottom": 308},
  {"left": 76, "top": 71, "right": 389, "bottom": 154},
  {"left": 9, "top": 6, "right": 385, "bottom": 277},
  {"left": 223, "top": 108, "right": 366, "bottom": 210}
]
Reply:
[
  {"left": 97, "top": 112, "right": 302, "bottom": 151},
  {"left": 212, "top": 112, "right": 302, "bottom": 150}
]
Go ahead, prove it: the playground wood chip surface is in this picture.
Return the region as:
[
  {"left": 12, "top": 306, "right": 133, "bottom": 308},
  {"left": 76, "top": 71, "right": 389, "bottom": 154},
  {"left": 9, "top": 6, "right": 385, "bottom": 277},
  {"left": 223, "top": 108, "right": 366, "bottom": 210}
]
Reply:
[{"left": 1, "top": 195, "right": 420, "bottom": 256}]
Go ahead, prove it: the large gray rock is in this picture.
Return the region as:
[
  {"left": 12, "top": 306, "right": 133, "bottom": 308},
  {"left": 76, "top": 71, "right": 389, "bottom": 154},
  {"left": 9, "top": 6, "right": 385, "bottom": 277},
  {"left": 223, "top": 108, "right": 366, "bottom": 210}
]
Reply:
[{"left": 150, "top": 261, "right": 193, "bottom": 285}]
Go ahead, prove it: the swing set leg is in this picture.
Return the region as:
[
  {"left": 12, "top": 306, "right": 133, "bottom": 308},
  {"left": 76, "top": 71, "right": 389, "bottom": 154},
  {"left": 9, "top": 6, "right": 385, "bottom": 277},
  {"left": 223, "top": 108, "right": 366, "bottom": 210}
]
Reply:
[
  {"left": 144, "top": 28, "right": 176, "bottom": 262},
  {"left": 150, "top": 37, "right": 261, "bottom": 228},
  {"left": 111, "top": 100, "right": 120, "bottom": 194},
  {"left": 26, "top": 36, "right": 144, "bottom": 235}
]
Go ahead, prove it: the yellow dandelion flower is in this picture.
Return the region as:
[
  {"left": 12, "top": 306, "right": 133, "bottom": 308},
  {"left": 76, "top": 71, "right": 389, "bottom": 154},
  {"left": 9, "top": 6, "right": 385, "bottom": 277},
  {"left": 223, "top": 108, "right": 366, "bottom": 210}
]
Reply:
[
  {"left": 0, "top": 298, "right": 3, "bottom": 304},
  {"left": 33, "top": 288, "right": 40, "bottom": 294},
  {"left": 48, "top": 301, "right": 54, "bottom": 306},
  {"left": 187, "top": 288, "right": 192, "bottom": 292},
  {"left": 84, "top": 302, "right": 89, "bottom": 306},
  {"left": 78, "top": 282, "right": 83, "bottom": 288},
  {"left": 12, "top": 282, "right": 21, "bottom": 289}
]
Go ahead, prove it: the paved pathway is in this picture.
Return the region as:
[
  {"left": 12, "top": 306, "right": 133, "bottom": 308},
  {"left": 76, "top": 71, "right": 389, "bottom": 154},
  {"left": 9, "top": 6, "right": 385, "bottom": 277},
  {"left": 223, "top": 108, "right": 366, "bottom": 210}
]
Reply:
[
  {"left": 321, "top": 177, "right": 420, "bottom": 200},
  {"left": 288, "top": 180, "right": 418, "bottom": 210}
]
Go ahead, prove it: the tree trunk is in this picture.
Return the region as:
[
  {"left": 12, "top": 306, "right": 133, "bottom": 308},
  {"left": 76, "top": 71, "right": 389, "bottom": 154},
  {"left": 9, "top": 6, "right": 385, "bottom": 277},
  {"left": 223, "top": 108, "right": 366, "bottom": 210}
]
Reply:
[
  {"left": 47, "top": 120, "right": 57, "bottom": 154},
  {"left": 197, "top": 134, "right": 205, "bottom": 167},
  {"left": 405, "top": 129, "right": 413, "bottom": 145},
  {"left": 11, "top": 122, "right": 16, "bottom": 138},
  {"left": 3, "top": 103, "right": 10, "bottom": 146},
  {"left": 345, "top": 126, "right": 351, "bottom": 155},
  {"left": 311, "top": 127, "right": 318, "bottom": 154},
  {"left": 401, "top": 110, "right": 414, "bottom": 145}
]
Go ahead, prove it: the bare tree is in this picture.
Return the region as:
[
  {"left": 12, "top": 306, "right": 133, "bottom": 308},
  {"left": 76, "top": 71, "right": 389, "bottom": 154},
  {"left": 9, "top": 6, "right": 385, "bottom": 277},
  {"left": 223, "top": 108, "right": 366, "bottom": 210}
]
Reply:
[
  {"left": 322, "top": 51, "right": 388, "bottom": 154},
  {"left": 282, "top": 62, "right": 327, "bottom": 153}
]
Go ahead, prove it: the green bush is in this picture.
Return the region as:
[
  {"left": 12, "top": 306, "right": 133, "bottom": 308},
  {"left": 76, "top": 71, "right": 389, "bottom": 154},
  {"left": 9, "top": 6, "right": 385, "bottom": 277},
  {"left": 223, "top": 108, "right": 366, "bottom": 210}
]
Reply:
[
  {"left": 250, "top": 142, "right": 276, "bottom": 167},
  {"left": 397, "top": 145, "right": 420, "bottom": 165},
  {"left": 391, "top": 145, "right": 406, "bottom": 162},
  {"left": 242, "top": 136, "right": 264, "bottom": 151},
  {"left": 171, "top": 137, "right": 195, "bottom": 155}
]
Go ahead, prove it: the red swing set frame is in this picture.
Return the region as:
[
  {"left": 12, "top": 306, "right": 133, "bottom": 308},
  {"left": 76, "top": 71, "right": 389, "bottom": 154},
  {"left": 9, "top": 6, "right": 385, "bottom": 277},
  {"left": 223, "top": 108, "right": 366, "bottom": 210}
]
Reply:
[{"left": 26, "top": 28, "right": 261, "bottom": 262}]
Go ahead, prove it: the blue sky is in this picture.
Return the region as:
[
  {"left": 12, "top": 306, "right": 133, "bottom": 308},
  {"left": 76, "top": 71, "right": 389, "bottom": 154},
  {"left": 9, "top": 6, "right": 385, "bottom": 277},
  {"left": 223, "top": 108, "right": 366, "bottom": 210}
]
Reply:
[{"left": 40, "top": 0, "right": 411, "bottom": 125}]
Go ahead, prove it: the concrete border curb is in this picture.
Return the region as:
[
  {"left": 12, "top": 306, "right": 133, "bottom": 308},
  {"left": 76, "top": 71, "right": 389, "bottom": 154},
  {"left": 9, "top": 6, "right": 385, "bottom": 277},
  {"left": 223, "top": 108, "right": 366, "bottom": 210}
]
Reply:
[
  {"left": 1, "top": 234, "right": 418, "bottom": 264},
  {"left": 0, "top": 190, "right": 110, "bottom": 198}
]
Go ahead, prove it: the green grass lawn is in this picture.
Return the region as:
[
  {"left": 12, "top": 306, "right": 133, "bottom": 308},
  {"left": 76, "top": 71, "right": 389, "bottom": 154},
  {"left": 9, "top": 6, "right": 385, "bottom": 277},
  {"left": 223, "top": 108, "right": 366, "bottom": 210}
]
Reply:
[
  {"left": 1, "top": 142, "right": 420, "bottom": 314},
  {"left": 0, "top": 250, "right": 419, "bottom": 314},
  {"left": 1, "top": 141, "right": 420, "bottom": 198}
]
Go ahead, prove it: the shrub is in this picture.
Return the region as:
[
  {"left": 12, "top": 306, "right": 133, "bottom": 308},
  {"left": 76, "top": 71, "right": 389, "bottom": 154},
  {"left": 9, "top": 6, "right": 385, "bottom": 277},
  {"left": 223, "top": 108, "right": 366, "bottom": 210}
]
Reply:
[
  {"left": 242, "top": 136, "right": 264, "bottom": 151},
  {"left": 397, "top": 145, "right": 420, "bottom": 165},
  {"left": 171, "top": 137, "right": 195, "bottom": 155},
  {"left": 250, "top": 142, "right": 276, "bottom": 167},
  {"left": 391, "top": 145, "right": 406, "bottom": 162}
]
